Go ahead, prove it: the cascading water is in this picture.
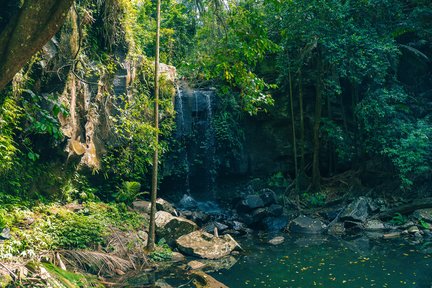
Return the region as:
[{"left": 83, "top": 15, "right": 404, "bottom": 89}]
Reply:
[{"left": 169, "top": 82, "right": 217, "bottom": 200}]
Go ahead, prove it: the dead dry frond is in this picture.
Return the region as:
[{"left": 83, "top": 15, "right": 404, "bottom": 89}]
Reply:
[{"left": 58, "top": 250, "right": 134, "bottom": 276}]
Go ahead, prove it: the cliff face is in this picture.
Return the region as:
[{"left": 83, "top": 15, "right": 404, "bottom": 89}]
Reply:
[{"left": 34, "top": 4, "right": 176, "bottom": 171}]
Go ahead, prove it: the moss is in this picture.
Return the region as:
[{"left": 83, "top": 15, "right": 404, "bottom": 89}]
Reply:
[{"left": 43, "top": 263, "right": 103, "bottom": 288}]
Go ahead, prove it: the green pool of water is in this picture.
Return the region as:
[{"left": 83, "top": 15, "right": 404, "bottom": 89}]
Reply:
[{"left": 211, "top": 235, "right": 432, "bottom": 288}]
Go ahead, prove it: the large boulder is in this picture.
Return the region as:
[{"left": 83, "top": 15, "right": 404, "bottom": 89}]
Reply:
[
  {"left": 156, "top": 198, "right": 176, "bottom": 214},
  {"left": 239, "top": 195, "right": 265, "bottom": 211},
  {"left": 176, "top": 231, "right": 238, "bottom": 259},
  {"left": 155, "top": 211, "right": 198, "bottom": 245},
  {"left": 289, "top": 215, "right": 326, "bottom": 234},
  {"left": 189, "top": 270, "right": 229, "bottom": 288},
  {"left": 340, "top": 197, "right": 369, "bottom": 223}
]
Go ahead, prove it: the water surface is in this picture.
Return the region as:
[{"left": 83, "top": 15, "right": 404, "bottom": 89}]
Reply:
[{"left": 211, "top": 234, "right": 432, "bottom": 288}]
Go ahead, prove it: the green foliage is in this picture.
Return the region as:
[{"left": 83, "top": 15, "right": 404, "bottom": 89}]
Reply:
[
  {"left": 0, "top": 96, "right": 22, "bottom": 173},
  {"left": 268, "top": 172, "right": 289, "bottom": 189},
  {"left": 357, "top": 87, "right": 432, "bottom": 189},
  {"left": 419, "top": 218, "right": 430, "bottom": 230},
  {"left": 390, "top": 213, "right": 407, "bottom": 225},
  {"left": 48, "top": 212, "right": 105, "bottom": 250},
  {"left": 181, "top": 0, "right": 278, "bottom": 114},
  {"left": 301, "top": 192, "right": 326, "bottom": 207},
  {"left": 149, "top": 239, "right": 172, "bottom": 262},
  {"left": 114, "top": 181, "right": 148, "bottom": 204}
]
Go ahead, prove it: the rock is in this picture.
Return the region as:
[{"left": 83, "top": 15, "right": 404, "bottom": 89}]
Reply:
[
  {"left": 189, "top": 211, "right": 210, "bottom": 226},
  {"left": 171, "top": 252, "right": 186, "bottom": 262},
  {"left": 155, "top": 279, "right": 173, "bottom": 288},
  {"left": 0, "top": 228, "right": 11, "bottom": 240},
  {"left": 267, "top": 204, "right": 283, "bottom": 216},
  {"left": 261, "top": 216, "right": 289, "bottom": 231},
  {"left": 199, "top": 256, "right": 238, "bottom": 272},
  {"left": 383, "top": 232, "right": 402, "bottom": 239},
  {"left": 413, "top": 209, "right": 432, "bottom": 223},
  {"left": 176, "top": 231, "right": 238, "bottom": 259},
  {"left": 239, "top": 195, "right": 265, "bottom": 210},
  {"left": 340, "top": 197, "right": 369, "bottom": 223},
  {"left": 155, "top": 211, "right": 198, "bottom": 245},
  {"left": 321, "top": 208, "right": 343, "bottom": 222},
  {"left": 289, "top": 215, "right": 326, "bottom": 234},
  {"left": 259, "top": 188, "right": 277, "bottom": 206},
  {"left": 364, "top": 220, "right": 385, "bottom": 231},
  {"left": 156, "top": 198, "right": 176, "bottom": 214},
  {"left": 132, "top": 201, "right": 152, "bottom": 213},
  {"left": 408, "top": 226, "right": 420, "bottom": 234},
  {"left": 233, "top": 221, "right": 246, "bottom": 231},
  {"left": 251, "top": 207, "right": 268, "bottom": 223},
  {"left": 203, "top": 222, "right": 229, "bottom": 234},
  {"left": 189, "top": 270, "right": 229, "bottom": 288},
  {"left": 327, "top": 222, "right": 345, "bottom": 235},
  {"left": 269, "top": 236, "right": 285, "bottom": 245},
  {"left": 188, "top": 260, "right": 207, "bottom": 270},
  {"left": 179, "top": 194, "right": 198, "bottom": 209}
]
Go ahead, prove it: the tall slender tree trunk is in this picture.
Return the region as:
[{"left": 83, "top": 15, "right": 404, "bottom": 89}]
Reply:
[
  {"left": 312, "top": 59, "right": 322, "bottom": 191},
  {"left": 147, "top": 0, "right": 161, "bottom": 252},
  {"left": 288, "top": 68, "right": 298, "bottom": 192},
  {"left": 298, "top": 70, "right": 305, "bottom": 174}
]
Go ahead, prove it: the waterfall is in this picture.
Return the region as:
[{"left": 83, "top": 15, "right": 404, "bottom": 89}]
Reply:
[
  {"left": 175, "top": 84, "right": 185, "bottom": 137},
  {"left": 170, "top": 83, "right": 217, "bottom": 199}
]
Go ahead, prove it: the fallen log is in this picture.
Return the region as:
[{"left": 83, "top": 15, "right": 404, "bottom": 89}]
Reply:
[{"left": 377, "top": 197, "right": 432, "bottom": 219}]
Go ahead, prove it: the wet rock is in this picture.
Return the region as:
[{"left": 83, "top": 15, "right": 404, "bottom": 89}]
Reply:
[
  {"left": 340, "top": 197, "right": 369, "bottom": 223},
  {"left": 268, "top": 204, "right": 283, "bottom": 216},
  {"left": 155, "top": 279, "right": 173, "bottom": 288},
  {"left": 408, "top": 226, "right": 420, "bottom": 234},
  {"left": 156, "top": 198, "right": 176, "bottom": 214},
  {"left": 179, "top": 194, "right": 198, "bottom": 209},
  {"left": 413, "top": 209, "right": 432, "bottom": 223},
  {"left": 367, "top": 197, "right": 385, "bottom": 213},
  {"left": 184, "top": 211, "right": 210, "bottom": 226},
  {"left": 261, "top": 216, "right": 289, "bottom": 231},
  {"left": 199, "top": 256, "right": 238, "bottom": 273},
  {"left": 155, "top": 211, "right": 198, "bottom": 245},
  {"left": 233, "top": 221, "right": 247, "bottom": 231},
  {"left": 189, "top": 270, "right": 229, "bottom": 288},
  {"left": 176, "top": 231, "right": 238, "bottom": 259},
  {"left": 259, "top": 188, "right": 277, "bottom": 206},
  {"left": 188, "top": 260, "right": 207, "bottom": 270},
  {"left": 289, "top": 215, "right": 326, "bottom": 234},
  {"left": 171, "top": 252, "right": 186, "bottom": 262},
  {"left": 251, "top": 207, "right": 268, "bottom": 223},
  {"left": 364, "top": 220, "right": 385, "bottom": 231},
  {"left": 383, "top": 232, "right": 402, "bottom": 239},
  {"left": 269, "top": 236, "right": 285, "bottom": 245},
  {"left": 132, "top": 201, "right": 152, "bottom": 213},
  {"left": 327, "top": 222, "right": 345, "bottom": 235},
  {"left": 0, "top": 228, "right": 11, "bottom": 240},
  {"left": 203, "top": 222, "right": 229, "bottom": 234},
  {"left": 320, "top": 208, "right": 343, "bottom": 222},
  {"left": 239, "top": 195, "right": 265, "bottom": 211}
]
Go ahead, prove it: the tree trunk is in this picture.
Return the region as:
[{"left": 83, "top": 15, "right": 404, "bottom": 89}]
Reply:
[
  {"left": 288, "top": 68, "right": 298, "bottom": 192},
  {"left": 147, "top": 0, "right": 161, "bottom": 252},
  {"left": 312, "top": 59, "right": 322, "bottom": 191},
  {"left": 0, "top": 0, "right": 74, "bottom": 90},
  {"left": 298, "top": 70, "right": 305, "bottom": 174}
]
